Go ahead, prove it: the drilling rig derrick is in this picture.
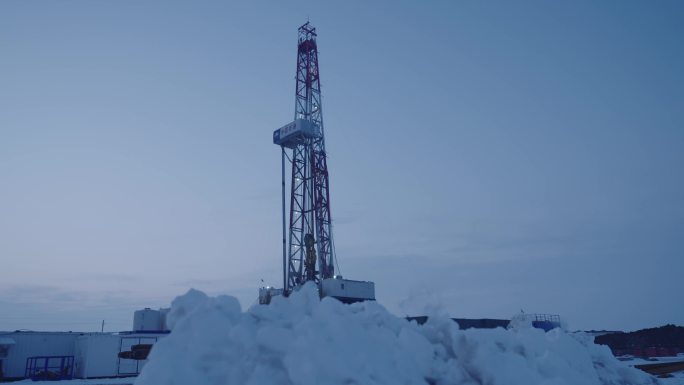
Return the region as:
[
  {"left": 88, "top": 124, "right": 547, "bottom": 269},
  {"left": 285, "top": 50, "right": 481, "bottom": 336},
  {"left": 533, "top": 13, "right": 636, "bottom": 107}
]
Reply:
[{"left": 262, "top": 22, "right": 374, "bottom": 305}]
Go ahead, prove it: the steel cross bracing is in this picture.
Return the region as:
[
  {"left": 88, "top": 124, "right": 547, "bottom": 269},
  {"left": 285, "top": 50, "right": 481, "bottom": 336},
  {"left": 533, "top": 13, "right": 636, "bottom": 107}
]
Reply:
[{"left": 284, "top": 22, "right": 335, "bottom": 292}]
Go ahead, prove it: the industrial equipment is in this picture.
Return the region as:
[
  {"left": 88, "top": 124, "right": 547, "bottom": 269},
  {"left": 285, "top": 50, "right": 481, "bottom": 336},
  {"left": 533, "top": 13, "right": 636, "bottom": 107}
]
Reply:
[{"left": 261, "top": 22, "right": 374, "bottom": 305}]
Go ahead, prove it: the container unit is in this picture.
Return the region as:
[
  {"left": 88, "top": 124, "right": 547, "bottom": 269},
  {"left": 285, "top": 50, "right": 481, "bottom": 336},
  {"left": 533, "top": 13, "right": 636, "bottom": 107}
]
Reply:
[
  {"left": 73, "top": 333, "right": 121, "bottom": 378},
  {"left": 0, "top": 337, "right": 14, "bottom": 359},
  {"left": 0, "top": 337, "right": 16, "bottom": 380},
  {"left": 0, "top": 332, "right": 79, "bottom": 380},
  {"left": 320, "top": 277, "right": 375, "bottom": 304},
  {"left": 133, "top": 309, "right": 162, "bottom": 332}
]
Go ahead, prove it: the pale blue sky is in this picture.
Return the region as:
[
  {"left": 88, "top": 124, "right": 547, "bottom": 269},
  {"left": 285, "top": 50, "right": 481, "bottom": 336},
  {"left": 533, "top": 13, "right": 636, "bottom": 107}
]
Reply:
[{"left": 1, "top": 1, "right": 682, "bottom": 332}]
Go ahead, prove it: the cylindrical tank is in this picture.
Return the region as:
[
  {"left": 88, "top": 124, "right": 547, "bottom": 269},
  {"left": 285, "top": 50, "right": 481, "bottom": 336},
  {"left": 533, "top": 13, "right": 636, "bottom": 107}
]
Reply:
[{"left": 133, "top": 308, "right": 161, "bottom": 332}]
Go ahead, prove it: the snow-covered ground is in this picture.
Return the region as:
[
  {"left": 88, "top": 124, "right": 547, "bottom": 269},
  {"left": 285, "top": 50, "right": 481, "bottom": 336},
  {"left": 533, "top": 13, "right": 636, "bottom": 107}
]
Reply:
[
  {"left": 657, "top": 373, "right": 684, "bottom": 385},
  {"left": 128, "top": 283, "right": 659, "bottom": 385},
  {"left": 619, "top": 354, "right": 684, "bottom": 366},
  {"left": 15, "top": 378, "right": 134, "bottom": 385},
  {"left": 618, "top": 355, "right": 684, "bottom": 385},
  {"left": 661, "top": 371, "right": 684, "bottom": 385}
]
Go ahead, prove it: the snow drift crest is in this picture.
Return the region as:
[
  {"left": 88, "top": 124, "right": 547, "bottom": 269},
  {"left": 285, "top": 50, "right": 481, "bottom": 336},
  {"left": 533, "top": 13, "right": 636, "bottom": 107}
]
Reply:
[{"left": 135, "top": 284, "right": 655, "bottom": 385}]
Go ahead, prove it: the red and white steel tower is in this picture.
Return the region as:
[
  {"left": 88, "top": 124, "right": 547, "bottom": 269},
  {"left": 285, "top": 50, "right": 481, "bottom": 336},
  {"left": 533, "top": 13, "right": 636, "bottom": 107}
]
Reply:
[
  {"left": 273, "top": 22, "right": 335, "bottom": 293},
  {"left": 269, "top": 23, "right": 374, "bottom": 303}
]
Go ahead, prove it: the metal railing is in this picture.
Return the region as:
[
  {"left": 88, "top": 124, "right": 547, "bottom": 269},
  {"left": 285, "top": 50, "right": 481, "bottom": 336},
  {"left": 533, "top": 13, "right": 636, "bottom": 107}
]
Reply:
[{"left": 25, "top": 355, "right": 74, "bottom": 381}]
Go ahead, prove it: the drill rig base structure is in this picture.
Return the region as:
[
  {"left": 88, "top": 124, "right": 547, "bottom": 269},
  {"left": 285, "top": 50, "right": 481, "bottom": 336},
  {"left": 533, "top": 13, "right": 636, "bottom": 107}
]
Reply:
[{"left": 259, "top": 22, "right": 374, "bottom": 305}]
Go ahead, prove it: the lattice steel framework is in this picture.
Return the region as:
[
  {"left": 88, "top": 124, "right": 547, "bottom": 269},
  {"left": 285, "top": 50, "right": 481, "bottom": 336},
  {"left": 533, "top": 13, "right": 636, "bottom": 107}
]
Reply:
[{"left": 283, "top": 22, "right": 335, "bottom": 292}]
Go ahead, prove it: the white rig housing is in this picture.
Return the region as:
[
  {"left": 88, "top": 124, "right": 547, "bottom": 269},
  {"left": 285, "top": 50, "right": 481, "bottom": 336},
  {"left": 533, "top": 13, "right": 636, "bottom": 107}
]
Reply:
[
  {"left": 320, "top": 276, "right": 375, "bottom": 304},
  {"left": 272, "top": 119, "right": 320, "bottom": 149}
]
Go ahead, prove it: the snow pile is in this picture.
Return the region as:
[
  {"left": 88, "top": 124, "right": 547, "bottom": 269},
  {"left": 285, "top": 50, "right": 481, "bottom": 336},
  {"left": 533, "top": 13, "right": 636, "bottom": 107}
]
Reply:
[{"left": 136, "top": 284, "right": 655, "bottom": 385}]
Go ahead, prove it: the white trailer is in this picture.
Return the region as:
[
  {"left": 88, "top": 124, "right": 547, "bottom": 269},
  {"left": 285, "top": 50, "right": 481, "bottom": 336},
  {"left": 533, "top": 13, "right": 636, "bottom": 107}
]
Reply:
[
  {"left": 73, "top": 333, "right": 121, "bottom": 378},
  {"left": 0, "top": 331, "right": 79, "bottom": 380},
  {"left": 320, "top": 277, "right": 375, "bottom": 304}
]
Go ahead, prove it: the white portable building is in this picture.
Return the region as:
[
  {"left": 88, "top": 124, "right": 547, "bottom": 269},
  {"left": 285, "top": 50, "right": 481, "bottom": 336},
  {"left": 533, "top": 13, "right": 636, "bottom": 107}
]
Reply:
[
  {"left": 73, "top": 333, "right": 121, "bottom": 378},
  {"left": 320, "top": 277, "right": 375, "bottom": 303},
  {"left": 0, "top": 332, "right": 79, "bottom": 379}
]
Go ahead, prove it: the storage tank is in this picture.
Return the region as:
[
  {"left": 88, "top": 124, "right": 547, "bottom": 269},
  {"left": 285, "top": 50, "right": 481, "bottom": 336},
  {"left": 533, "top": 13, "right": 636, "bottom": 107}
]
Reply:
[{"left": 133, "top": 308, "right": 161, "bottom": 332}]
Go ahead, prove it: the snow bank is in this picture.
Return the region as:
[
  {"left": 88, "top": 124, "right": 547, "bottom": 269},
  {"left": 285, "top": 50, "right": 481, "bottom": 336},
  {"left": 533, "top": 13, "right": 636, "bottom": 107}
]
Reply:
[{"left": 136, "top": 284, "right": 656, "bottom": 385}]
